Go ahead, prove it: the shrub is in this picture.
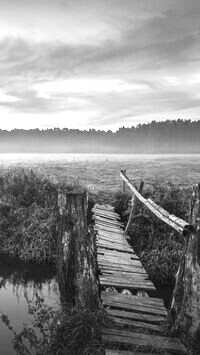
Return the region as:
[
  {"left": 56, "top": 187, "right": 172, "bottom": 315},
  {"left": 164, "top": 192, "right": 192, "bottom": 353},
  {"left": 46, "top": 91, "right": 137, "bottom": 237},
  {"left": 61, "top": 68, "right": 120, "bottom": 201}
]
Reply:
[{"left": 0, "top": 169, "right": 95, "bottom": 264}]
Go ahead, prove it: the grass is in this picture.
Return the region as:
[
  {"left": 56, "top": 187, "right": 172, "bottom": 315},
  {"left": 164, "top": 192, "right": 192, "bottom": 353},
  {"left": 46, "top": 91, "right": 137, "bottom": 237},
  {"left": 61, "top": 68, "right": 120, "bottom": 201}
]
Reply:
[
  {"left": 0, "top": 169, "right": 96, "bottom": 264},
  {"left": 1, "top": 153, "right": 200, "bottom": 191}
]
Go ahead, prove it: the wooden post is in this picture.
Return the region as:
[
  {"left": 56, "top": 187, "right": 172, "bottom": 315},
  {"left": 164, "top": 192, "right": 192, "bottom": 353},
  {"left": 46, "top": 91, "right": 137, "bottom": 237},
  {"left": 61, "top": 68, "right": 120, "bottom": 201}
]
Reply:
[
  {"left": 125, "top": 181, "right": 144, "bottom": 235},
  {"left": 56, "top": 190, "right": 100, "bottom": 310},
  {"left": 122, "top": 169, "right": 126, "bottom": 192},
  {"left": 170, "top": 184, "right": 200, "bottom": 353}
]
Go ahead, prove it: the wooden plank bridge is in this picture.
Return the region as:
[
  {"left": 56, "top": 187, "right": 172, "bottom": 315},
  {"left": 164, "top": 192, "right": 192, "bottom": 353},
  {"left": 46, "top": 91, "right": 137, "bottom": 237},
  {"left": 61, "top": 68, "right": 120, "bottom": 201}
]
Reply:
[
  {"left": 93, "top": 203, "right": 187, "bottom": 355},
  {"left": 57, "top": 171, "right": 200, "bottom": 354}
]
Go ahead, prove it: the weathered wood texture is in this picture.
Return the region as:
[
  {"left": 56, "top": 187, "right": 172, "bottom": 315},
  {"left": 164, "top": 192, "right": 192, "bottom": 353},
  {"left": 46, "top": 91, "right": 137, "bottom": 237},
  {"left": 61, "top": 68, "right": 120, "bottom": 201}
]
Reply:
[
  {"left": 94, "top": 204, "right": 187, "bottom": 354},
  {"left": 120, "top": 170, "right": 191, "bottom": 235},
  {"left": 102, "top": 328, "right": 187, "bottom": 354},
  {"left": 125, "top": 181, "right": 144, "bottom": 235},
  {"left": 170, "top": 184, "right": 200, "bottom": 353},
  {"left": 56, "top": 190, "right": 99, "bottom": 310}
]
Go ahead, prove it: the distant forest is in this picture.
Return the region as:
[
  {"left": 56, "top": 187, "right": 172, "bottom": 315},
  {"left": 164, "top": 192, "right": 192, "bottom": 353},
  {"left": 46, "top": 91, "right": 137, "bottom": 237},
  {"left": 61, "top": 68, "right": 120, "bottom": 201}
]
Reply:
[{"left": 1, "top": 119, "right": 200, "bottom": 153}]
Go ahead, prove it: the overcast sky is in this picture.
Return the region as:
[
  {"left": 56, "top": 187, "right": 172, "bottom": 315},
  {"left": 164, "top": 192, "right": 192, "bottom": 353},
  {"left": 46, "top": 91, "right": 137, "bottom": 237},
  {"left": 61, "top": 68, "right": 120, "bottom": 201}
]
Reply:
[{"left": 0, "top": 0, "right": 200, "bottom": 131}]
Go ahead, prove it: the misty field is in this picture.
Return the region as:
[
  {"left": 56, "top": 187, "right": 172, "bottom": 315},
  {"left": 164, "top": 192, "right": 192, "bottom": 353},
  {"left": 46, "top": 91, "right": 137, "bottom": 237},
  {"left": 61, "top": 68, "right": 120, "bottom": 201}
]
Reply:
[{"left": 1, "top": 153, "right": 200, "bottom": 192}]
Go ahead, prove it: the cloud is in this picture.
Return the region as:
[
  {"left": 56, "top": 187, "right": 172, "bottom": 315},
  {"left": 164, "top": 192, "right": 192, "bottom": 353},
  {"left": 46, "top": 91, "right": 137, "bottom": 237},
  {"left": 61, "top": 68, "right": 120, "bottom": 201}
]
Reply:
[{"left": 0, "top": 0, "right": 200, "bottom": 129}]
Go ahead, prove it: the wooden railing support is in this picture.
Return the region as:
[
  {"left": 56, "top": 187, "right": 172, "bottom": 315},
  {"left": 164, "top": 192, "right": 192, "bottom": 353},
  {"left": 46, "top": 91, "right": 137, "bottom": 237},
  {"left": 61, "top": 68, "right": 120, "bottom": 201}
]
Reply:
[
  {"left": 122, "top": 169, "right": 126, "bottom": 192},
  {"left": 120, "top": 170, "right": 191, "bottom": 235},
  {"left": 170, "top": 184, "right": 200, "bottom": 353},
  {"left": 56, "top": 190, "right": 100, "bottom": 310},
  {"left": 125, "top": 181, "right": 144, "bottom": 235}
]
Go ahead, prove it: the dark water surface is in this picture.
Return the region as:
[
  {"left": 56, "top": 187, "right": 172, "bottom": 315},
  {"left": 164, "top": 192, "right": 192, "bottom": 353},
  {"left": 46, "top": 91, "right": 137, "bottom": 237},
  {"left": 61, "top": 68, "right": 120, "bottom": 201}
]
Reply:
[{"left": 0, "top": 255, "right": 59, "bottom": 355}]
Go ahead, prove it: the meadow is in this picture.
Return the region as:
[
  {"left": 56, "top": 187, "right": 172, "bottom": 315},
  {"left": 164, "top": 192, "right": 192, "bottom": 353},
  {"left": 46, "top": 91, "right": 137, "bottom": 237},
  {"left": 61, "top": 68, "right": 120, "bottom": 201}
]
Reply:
[{"left": 1, "top": 153, "right": 200, "bottom": 191}]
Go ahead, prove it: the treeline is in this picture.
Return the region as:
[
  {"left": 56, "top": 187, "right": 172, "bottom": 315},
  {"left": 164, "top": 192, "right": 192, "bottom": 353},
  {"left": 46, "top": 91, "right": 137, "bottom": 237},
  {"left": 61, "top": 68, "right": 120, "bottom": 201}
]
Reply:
[{"left": 1, "top": 119, "right": 200, "bottom": 153}]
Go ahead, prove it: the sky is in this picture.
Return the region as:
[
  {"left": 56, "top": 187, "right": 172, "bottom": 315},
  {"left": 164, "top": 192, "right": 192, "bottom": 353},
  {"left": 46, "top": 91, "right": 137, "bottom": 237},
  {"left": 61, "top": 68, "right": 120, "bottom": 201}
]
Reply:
[{"left": 0, "top": 0, "right": 200, "bottom": 131}]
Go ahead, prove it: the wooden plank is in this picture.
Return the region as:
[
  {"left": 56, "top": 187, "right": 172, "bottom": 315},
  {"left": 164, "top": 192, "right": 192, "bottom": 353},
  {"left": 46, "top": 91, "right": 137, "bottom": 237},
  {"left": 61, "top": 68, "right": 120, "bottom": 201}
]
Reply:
[
  {"left": 102, "top": 328, "right": 187, "bottom": 354},
  {"left": 100, "top": 276, "right": 153, "bottom": 286},
  {"left": 97, "top": 237, "right": 132, "bottom": 248},
  {"left": 109, "top": 316, "right": 164, "bottom": 334},
  {"left": 97, "top": 246, "right": 139, "bottom": 254},
  {"left": 97, "top": 235, "right": 129, "bottom": 243},
  {"left": 97, "top": 229, "right": 125, "bottom": 236},
  {"left": 97, "top": 250, "right": 139, "bottom": 261},
  {"left": 97, "top": 239, "right": 131, "bottom": 248},
  {"left": 97, "top": 244, "right": 133, "bottom": 253},
  {"left": 98, "top": 260, "right": 143, "bottom": 270},
  {"left": 98, "top": 256, "right": 143, "bottom": 266},
  {"left": 98, "top": 254, "right": 139, "bottom": 263},
  {"left": 101, "top": 273, "right": 149, "bottom": 282},
  {"left": 102, "top": 299, "right": 167, "bottom": 316},
  {"left": 97, "top": 241, "right": 133, "bottom": 250},
  {"left": 97, "top": 240, "right": 132, "bottom": 248},
  {"left": 106, "top": 309, "right": 165, "bottom": 324},
  {"left": 92, "top": 208, "right": 119, "bottom": 218},
  {"left": 100, "top": 266, "right": 147, "bottom": 276},
  {"left": 101, "top": 291, "right": 165, "bottom": 307},
  {"left": 94, "top": 215, "right": 124, "bottom": 226},
  {"left": 99, "top": 260, "right": 145, "bottom": 268},
  {"left": 97, "top": 244, "right": 135, "bottom": 254},
  {"left": 95, "top": 223, "right": 122, "bottom": 231},
  {"left": 98, "top": 263, "right": 144, "bottom": 272},
  {"left": 100, "top": 279, "right": 156, "bottom": 292},
  {"left": 102, "top": 271, "right": 147, "bottom": 278},
  {"left": 94, "top": 227, "right": 122, "bottom": 234},
  {"left": 96, "top": 224, "right": 123, "bottom": 231},
  {"left": 97, "top": 230, "right": 125, "bottom": 237},
  {"left": 94, "top": 216, "right": 121, "bottom": 224},
  {"left": 95, "top": 221, "right": 124, "bottom": 230},
  {"left": 97, "top": 238, "right": 130, "bottom": 245},
  {"left": 100, "top": 275, "right": 154, "bottom": 287},
  {"left": 102, "top": 274, "right": 149, "bottom": 282},
  {"left": 105, "top": 350, "right": 161, "bottom": 355},
  {"left": 94, "top": 204, "right": 114, "bottom": 211},
  {"left": 101, "top": 267, "right": 148, "bottom": 278}
]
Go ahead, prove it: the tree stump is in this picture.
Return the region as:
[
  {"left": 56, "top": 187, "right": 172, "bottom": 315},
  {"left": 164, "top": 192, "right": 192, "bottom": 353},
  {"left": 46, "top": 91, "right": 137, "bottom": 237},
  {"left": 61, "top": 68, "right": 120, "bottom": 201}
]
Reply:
[
  {"left": 170, "top": 184, "right": 200, "bottom": 354},
  {"left": 56, "top": 190, "right": 100, "bottom": 311}
]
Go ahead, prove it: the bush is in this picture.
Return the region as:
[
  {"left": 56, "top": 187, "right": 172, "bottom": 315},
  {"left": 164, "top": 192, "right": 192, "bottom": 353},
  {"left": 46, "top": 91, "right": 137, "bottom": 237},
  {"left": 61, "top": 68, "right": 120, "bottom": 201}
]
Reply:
[
  {"left": 0, "top": 170, "right": 57, "bottom": 264},
  {"left": 0, "top": 169, "right": 94, "bottom": 264}
]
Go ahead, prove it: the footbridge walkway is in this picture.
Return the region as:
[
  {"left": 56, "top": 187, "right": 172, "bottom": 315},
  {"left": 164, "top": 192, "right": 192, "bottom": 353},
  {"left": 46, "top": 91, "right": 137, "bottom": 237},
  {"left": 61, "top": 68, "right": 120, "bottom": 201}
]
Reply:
[
  {"left": 93, "top": 203, "right": 186, "bottom": 354},
  {"left": 57, "top": 171, "right": 200, "bottom": 355}
]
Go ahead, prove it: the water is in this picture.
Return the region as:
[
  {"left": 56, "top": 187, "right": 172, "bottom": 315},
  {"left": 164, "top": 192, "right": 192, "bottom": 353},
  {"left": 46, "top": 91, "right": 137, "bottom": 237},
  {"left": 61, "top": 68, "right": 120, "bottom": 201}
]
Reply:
[{"left": 0, "top": 255, "right": 59, "bottom": 355}]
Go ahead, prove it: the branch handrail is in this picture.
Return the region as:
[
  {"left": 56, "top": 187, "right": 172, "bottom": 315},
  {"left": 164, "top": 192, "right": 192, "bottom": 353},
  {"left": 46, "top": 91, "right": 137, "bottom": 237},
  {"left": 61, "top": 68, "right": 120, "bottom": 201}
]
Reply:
[{"left": 120, "top": 170, "right": 193, "bottom": 235}]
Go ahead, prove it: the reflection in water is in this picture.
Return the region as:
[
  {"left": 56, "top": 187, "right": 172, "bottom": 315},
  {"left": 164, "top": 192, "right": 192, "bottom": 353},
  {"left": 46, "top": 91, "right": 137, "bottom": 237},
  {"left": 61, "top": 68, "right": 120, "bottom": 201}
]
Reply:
[{"left": 0, "top": 254, "right": 59, "bottom": 355}]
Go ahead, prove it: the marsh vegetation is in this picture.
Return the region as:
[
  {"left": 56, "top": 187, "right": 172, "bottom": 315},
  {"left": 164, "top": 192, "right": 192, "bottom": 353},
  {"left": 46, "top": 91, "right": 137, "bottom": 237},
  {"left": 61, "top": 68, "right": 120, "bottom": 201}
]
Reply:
[{"left": 0, "top": 153, "right": 197, "bottom": 353}]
